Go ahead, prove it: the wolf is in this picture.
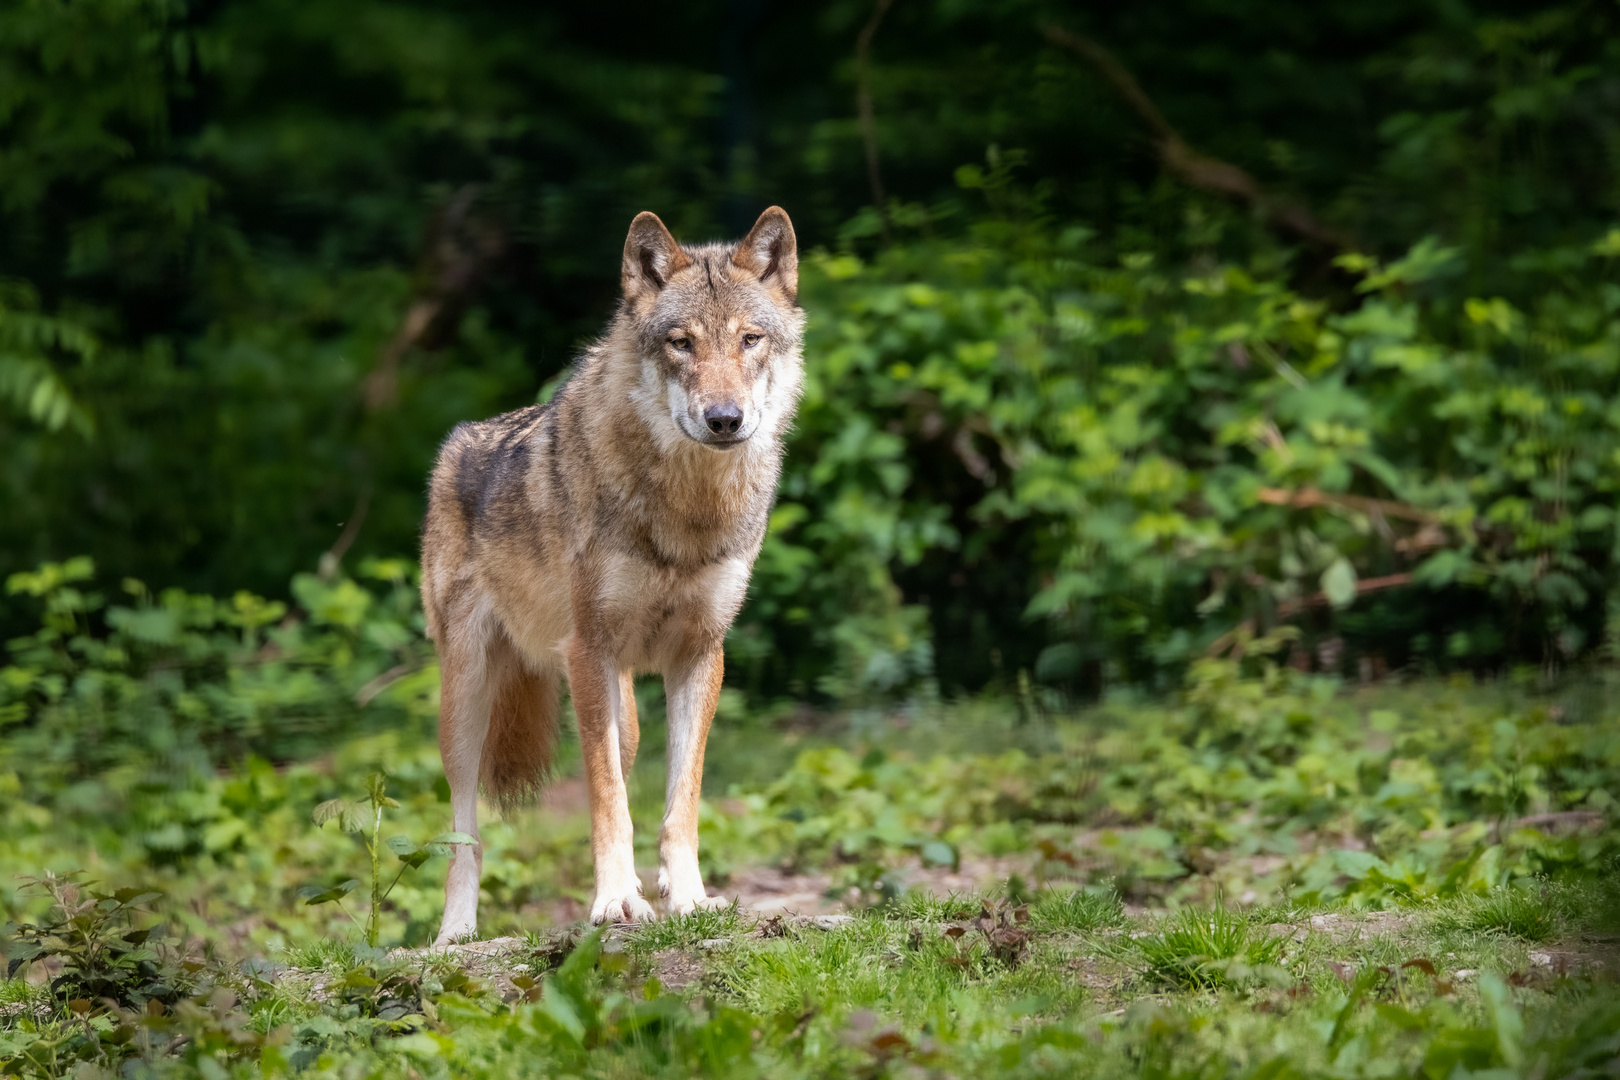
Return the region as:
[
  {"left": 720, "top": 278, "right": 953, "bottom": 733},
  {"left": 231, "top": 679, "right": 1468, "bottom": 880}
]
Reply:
[{"left": 420, "top": 207, "right": 804, "bottom": 944}]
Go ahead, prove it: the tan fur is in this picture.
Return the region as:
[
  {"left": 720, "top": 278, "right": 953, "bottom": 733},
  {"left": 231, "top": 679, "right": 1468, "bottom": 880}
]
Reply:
[{"left": 421, "top": 207, "right": 804, "bottom": 942}]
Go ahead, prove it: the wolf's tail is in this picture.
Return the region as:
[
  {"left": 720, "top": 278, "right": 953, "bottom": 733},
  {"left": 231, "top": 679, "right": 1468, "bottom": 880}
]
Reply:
[{"left": 479, "top": 657, "right": 559, "bottom": 813}]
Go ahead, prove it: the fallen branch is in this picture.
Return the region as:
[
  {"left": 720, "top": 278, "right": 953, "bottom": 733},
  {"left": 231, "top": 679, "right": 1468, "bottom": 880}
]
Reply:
[
  {"left": 1277, "top": 572, "right": 1412, "bottom": 618},
  {"left": 1042, "top": 25, "right": 1353, "bottom": 252},
  {"left": 317, "top": 485, "right": 372, "bottom": 582}
]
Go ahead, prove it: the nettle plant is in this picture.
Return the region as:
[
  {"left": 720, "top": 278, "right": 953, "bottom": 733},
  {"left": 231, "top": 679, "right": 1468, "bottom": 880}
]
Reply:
[{"left": 300, "top": 773, "right": 471, "bottom": 948}]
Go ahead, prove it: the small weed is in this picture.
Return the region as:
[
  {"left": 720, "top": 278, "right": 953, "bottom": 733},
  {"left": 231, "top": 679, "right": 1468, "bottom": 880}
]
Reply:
[
  {"left": 1126, "top": 904, "right": 1287, "bottom": 989},
  {"left": 300, "top": 773, "right": 473, "bottom": 947},
  {"left": 1030, "top": 886, "right": 1125, "bottom": 932}
]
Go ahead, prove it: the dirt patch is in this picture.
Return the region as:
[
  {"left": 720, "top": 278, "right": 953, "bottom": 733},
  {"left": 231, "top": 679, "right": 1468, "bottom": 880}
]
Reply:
[
  {"left": 714, "top": 865, "right": 840, "bottom": 915},
  {"left": 1066, "top": 954, "right": 1129, "bottom": 991},
  {"left": 894, "top": 855, "right": 1037, "bottom": 897},
  {"left": 1527, "top": 942, "right": 1620, "bottom": 979}
]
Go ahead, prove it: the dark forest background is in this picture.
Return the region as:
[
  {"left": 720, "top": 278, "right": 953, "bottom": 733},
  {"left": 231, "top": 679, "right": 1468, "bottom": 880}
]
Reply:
[{"left": 5, "top": 0, "right": 1620, "bottom": 709}]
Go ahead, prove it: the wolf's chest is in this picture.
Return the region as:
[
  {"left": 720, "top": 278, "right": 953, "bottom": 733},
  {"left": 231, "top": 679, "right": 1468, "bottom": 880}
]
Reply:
[{"left": 592, "top": 550, "right": 753, "bottom": 668}]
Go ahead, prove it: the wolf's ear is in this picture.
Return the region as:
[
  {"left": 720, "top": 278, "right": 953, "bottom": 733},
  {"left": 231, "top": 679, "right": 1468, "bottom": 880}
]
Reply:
[
  {"left": 622, "top": 212, "right": 691, "bottom": 301},
  {"left": 731, "top": 206, "right": 798, "bottom": 302}
]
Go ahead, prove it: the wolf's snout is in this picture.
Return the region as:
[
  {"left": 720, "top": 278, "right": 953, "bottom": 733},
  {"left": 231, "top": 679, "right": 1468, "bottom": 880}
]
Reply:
[{"left": 704, "top": 403, "right": 744, "bottom": 436}]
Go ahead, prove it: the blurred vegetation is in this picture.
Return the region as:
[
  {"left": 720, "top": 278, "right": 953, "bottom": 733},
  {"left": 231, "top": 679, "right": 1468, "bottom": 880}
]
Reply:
[{"left": 5, "top": 0, "right": 1620, "bottom": 703}]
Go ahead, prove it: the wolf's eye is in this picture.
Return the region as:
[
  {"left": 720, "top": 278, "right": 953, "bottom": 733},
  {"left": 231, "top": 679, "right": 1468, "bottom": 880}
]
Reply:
[
  {"left": 670, "top": 336, "right": 692, "bottom": 351},
  {"left": 742, "top": 333, "right": 761, "bottom": 348}
]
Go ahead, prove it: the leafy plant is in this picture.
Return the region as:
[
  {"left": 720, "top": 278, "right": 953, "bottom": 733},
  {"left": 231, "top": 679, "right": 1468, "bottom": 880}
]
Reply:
[
  {"left": 301, "top": 773, "right": 472, "bottom": 948},
  {"left": 1, "top": 872, "right": 199, "bottom": 1009}
]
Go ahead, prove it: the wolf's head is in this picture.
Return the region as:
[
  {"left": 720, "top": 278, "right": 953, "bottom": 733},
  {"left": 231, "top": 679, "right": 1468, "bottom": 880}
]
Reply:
[{"left": 619, "top": 207, "right": 805, "bottom": 452}]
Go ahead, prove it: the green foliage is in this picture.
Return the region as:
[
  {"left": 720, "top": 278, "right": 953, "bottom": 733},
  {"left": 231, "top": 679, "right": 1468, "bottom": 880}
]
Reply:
[
  {"left": 702, "top": 660, "right": 1620, "bottom": 906},
  {"left": 1, "top": 873, "right": 198, "bottom": 1009},
  {"left": 741, "top": 210, "right": 1620, "bottom": 697},
  {"left": 0, "top": 558, "right": 434, "bottom": 795},
  {"left": 4, "top": 1, "right": 1620, "bottom": 703}
]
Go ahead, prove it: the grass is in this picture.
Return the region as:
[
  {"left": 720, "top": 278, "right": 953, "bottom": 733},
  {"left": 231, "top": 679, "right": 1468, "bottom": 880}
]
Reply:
[
  {"left": 2, "top": 667, "right": 1619, "bottom": 1077},
  {"left": 1122, "top": 903, "right": 1288, "bottom": 989},
  {"left": 1436, "top": 885, "right": 1559, "bottom": 941},
  {"left": 1029, "top": 885, "right": 1127, "bottom": 932}
]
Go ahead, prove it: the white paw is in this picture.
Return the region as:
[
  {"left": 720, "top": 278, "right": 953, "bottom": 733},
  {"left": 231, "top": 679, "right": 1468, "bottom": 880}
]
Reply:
[
  {"left": 590, "top": 891, "right": 656, "bottom": 925},
  {"left": 434, "top": 917, "right": 477, "bottom": 948}
]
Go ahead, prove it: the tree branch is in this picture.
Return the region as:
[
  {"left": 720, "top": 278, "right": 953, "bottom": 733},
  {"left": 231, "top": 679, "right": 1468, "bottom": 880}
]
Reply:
[
  {"left": 1255, "top": 487, "right": 1440, "bottom": 525},
  {"left": 1205, "top": 572, "right": 1415, "bottom": 658},
  {"left": 362, "top": 184, "right": 505, "bottom": 411},
  {"left": 856, "top": 0, "right": 897, "bottom": 245},
  {"left": 1042, "top": 25, "right": 1353, "bottom": 252}
]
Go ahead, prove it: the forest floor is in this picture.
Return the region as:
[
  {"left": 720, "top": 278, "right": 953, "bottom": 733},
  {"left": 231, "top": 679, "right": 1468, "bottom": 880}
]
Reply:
[{"left": 3, "top": 670, "right": 1619, "bottom": 1077}]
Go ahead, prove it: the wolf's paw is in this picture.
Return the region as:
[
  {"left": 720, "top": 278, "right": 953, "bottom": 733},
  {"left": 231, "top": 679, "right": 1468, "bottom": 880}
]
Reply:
[
  {"left": 666, "top": 893, "right": 729, "bottom": 917},
  {"left": 591, "top": 892, "right": 656, "bottom": 925},
  {"left": 433, "top": 919, "right": 477, "bottom": 948}
]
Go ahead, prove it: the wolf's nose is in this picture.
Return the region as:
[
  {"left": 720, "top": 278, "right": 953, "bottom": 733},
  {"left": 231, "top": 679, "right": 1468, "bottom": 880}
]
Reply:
[{"left": 704, "top": 403, "right": 743, "bottom": 436}]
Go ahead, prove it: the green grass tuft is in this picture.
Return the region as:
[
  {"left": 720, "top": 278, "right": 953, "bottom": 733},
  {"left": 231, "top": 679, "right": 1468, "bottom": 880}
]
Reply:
[
  {"left": 628, "top": 903, "right": 746, "bottom": 953},
  {"left": 1128, "top": 904, "right": 1286, "bottom": 989},
  {"left": 887, "top": 890, "right": 988, "bottom": 922},
  {"left": 1030, "top": 886, "right": 1126, "bottom": 932},
  {"left": 1440, "top": 886, "right": 1557, "bottom": 941}
]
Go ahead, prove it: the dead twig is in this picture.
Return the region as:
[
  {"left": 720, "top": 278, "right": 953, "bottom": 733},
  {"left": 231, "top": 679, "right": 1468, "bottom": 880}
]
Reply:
[
  {"left": 354, "top": 661, "right": 418, "bottom": 708},
  {"left": 1042, "top": 25, "right": 1353, "bottom": 252}
]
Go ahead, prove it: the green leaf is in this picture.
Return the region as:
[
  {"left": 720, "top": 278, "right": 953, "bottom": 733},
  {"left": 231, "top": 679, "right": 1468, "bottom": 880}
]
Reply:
[
  {"left": 1321, "top": 557, "right": 1357, "bottom": 609},
  {"left": 297, "top": 879, "right": 361, "bottom": 906},
  {"left": 312, "top": 799, "right": 350, "bottom": 827},
  {"left": 921, "top": 840, "right": 959, "bottom": 871}
]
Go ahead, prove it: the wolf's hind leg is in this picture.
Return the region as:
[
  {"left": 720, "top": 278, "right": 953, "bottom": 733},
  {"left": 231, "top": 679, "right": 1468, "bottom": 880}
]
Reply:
[
  {"left": 434, "top": 608, "right": 501, "bottom": 946},
  {"left": 658, "top": 647, "right": 726, "bottom": 915}
]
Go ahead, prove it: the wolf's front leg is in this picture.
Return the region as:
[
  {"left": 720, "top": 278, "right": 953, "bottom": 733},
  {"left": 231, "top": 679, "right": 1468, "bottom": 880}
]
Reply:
[
  {"left": 570, "top": 637, "right": 655, "bottom": 924},
  {"left": 658, "top": 648, "right": 727, "bottom": 915}
]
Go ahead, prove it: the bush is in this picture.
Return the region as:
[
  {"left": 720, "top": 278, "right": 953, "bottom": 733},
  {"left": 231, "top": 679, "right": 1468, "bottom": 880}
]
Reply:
[{"left": 0, "top": 557, "right": 434, "bottom": 797}]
